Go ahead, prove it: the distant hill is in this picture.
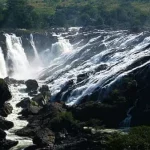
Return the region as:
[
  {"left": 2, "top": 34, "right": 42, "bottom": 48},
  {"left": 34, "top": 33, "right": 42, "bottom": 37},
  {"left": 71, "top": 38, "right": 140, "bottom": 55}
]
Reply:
[{"left": 0, "top": 0, "right": 150, "bottom": 29}]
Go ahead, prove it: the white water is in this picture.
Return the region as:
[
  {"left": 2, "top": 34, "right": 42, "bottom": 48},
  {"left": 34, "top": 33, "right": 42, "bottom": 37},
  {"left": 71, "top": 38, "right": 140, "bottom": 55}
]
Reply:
[
  {"left": 6, "top": 85, "right": 32, "bottom": 150},
  {"left": 0, "top": 47, "right": 7, "bottom": 78},
  {"left": 5, "top": 34, "right": 31, "bottom": 79},
  {"left": 40, "top": 35, "right": 72, "bottom": 66},
  {"left": 30, "top": 34, "right": 41, "bottom": 62},
  {"left": 38, "top": 30, "right": 150, "bottom": 105}
]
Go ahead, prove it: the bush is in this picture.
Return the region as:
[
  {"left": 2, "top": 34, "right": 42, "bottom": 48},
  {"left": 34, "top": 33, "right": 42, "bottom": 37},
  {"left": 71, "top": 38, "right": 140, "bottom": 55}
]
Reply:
[
  {"left": 50, "top": 111, "right": 78, "bottom": 132},
  {"left": 106, "top": 126, "right": 150, "bottom": 150}
]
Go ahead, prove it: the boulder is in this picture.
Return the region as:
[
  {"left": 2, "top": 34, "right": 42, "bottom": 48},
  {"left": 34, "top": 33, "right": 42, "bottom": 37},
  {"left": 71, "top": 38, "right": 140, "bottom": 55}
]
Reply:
[
  {"left": 0, "top": 79, "right": 12, "bottom": 107},
  {"left": 4, "top": 77, "right": 24, "bottom": 85},
  {"left": 16, "top": 98, "right": 30, "bottom": 108},
  {"left": 0, "top": 117, "right": 14, "bottom": 130},
  {"left": 0, "top": 128, "right": 6, "bottom": 140},
  {"left": 0, "top": 139, "right": 18, "bottom": 150},
  {"left": 25, "top": 80, "right": 38, "bottom": 92},
  {"left": 39, "top": 85, "right": 49, "bottom": 93},
  {"left": 33, "top": 128, "right": 55, "bottom": 147},
  {"left": 0, "top": 103, "right": 13, "bottom": 117}
]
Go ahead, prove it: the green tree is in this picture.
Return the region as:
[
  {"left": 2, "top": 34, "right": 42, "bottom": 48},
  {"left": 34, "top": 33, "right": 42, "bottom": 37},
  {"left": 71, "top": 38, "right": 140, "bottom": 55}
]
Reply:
[{"left": 6, "top": 0, "right": 38, "bottom": 28}]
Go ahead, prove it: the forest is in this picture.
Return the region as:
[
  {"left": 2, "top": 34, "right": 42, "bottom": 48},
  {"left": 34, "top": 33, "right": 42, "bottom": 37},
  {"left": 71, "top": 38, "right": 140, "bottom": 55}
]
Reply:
[{"left": 0, "top": 0, "right": 150, "bottom": 29}]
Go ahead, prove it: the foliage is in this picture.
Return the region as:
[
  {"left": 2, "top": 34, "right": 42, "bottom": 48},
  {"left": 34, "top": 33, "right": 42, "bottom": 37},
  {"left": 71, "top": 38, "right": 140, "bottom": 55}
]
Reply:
[
  {"left": 106, "top": 126, "right": 150, "bottom": 150},
  {"left": 0, "top": 0, "right": 150, "bottom": 29},
  {"left": 50, "top": 111, "right": 78, "bottom": 132}
]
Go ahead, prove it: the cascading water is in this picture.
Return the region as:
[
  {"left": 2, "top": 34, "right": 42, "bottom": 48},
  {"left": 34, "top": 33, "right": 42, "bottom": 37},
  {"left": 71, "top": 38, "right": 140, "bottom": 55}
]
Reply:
[
  {"left": 5, "top": 34, "right": 31, "bottom": 79},
  {"left": 6, "top": 85, "right": 33, "bottom": 150},
  {"left": 40, "top": 35, "right": 72, "bottom": 66},
  {"left": 2, "top": 28, "right": 150, "bottom": 149},
  {"left": 39, "top": 30, "right": 150, "bottom": 106},
  {"left": 30, "top": 34, "right": 41, "bottom": 61},
  {"left": 0, "top": 47, "right": 7, "bottom": 78}
]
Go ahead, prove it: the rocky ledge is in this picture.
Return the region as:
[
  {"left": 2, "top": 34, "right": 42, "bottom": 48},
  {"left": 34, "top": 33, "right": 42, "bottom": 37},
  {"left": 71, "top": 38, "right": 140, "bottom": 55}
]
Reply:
[{"left": 0, "top": 78, "right": 18, "bottom": 150}]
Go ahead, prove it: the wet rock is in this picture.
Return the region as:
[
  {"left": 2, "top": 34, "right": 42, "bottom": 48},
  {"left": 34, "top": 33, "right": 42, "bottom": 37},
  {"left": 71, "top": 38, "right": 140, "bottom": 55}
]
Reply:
[
  {"left": 28, "top": 90, "right": 38, "bottom": 97},
  {"left": 25, "top": 80, "right": 39, "bottom": 92},
  {"left": 0, "top": 79, "right": 12, "bottom": 107},
  {"left": 0, "top": 117, "right": 14, "bottom": 130},
  {"left": 33, "top": 128, "right": 55, "bottom": 147},
  {"left": 0, "top": 128, "right": 6, "bottom": 140},
  {"left": 0, "top": 139, "right": 18, "bottom": 150},
  {"left": 4, "top": 77, "right": 24, "bottom": 85},
  {"left": 54, "top": 80, "right": 74, "bottom": 102},
  {"left": 16, "top": 97, "right": 30, "bottom": 108},
  {"left": 77, "top": 73, "right": 89, "bottom": 83},
  {"left": 28, "top": 105, "right": 42, "bottom": 115},
  {"left": 39, "top": 85, "right": 49, "bottom": 93},
  {"left": 32, "top": 94, "right": 45, "bottom": 106},
  {"left": 0, "top": 103, "right": 13, "bottom": 117}
]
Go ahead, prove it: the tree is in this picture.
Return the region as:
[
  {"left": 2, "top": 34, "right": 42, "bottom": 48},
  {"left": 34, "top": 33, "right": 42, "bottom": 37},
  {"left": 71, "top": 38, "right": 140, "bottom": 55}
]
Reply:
[{"left": 6, "top": 0, "right": 38, "bottom": 28}]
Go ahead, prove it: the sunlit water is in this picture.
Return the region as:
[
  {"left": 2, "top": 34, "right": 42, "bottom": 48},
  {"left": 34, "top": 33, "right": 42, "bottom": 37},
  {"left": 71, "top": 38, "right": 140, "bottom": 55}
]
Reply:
[{"left": 6, "top": 85, "right": 32, "bottom": 150}]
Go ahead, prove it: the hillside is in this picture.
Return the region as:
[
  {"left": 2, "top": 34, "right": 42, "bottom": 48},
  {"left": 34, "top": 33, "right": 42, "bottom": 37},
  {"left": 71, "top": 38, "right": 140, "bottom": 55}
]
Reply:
[{"left": 0, "top": 0, "right": 150, "bottom": 29}]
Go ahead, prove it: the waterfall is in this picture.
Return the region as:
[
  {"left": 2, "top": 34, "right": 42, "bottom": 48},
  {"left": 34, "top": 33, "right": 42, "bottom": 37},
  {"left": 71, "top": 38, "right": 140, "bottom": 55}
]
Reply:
[
  {"left": 4, "top": 34, "right": 31, "bottom": 79},
  {"left": 38, "top": 30, "right": 150, "bottom": 105},
  {"left": 40, "top": 35, "right": 72, "bottom": 65},
  {"left": 120, "top": 107, "right": 133, "bottom": 128},
  {"left": 51, "top": 36, "right": 72, "bottom": 54},
  {"left": 0, "top": 47, "right": 7, "bottom": 78},
  {"left": 30, "top": 34, "right": 40, "bottom": 60}
]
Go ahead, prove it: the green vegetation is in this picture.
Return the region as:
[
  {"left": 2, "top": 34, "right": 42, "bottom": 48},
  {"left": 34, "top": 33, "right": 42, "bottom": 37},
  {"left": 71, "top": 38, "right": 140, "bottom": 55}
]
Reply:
[
  {"left": 50, "top": 111, "right": 78, "bottom": 132},
  {"left": 0, "top": 0, "right": 150, "bottom": 29},
  {"left": 106, "top": 126, "right": 150, "bottom": 150}
]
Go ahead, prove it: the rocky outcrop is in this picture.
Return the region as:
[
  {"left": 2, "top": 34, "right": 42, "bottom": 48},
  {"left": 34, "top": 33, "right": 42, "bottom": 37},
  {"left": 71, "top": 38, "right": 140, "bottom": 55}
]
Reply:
[
  {"left": 0, "top": 79, "right": 12, "bottom": 107},
  {"left": 33, "top": 128, "right": 55, "bottom": 147},
  {"left": 25, "top": 79, "right": 39, "bottom": 92},
  {"left": 0, "top": 103, "right": 13, "bottom": 117},
  {"left": 0, "top": 79, "right": 18, "bottom": 149}
]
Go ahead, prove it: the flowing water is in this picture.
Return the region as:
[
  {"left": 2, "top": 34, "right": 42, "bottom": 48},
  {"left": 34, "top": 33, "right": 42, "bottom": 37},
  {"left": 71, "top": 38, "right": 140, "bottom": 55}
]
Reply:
[
  {"left": 6, "top": 85, "right": 32, "bottom": 150},
  {"left": 4, "top": 34, "right": 31, "bottom": 79},
  {"left": 0, "top": 28, "right": 150, "bottom": 149},
  {"left": 0, "top": 47, "right": 7, "bottom": 78}
]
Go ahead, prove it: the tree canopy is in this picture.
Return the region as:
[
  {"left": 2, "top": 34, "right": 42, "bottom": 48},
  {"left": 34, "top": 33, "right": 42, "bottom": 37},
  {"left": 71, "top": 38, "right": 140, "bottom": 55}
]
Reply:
[{"left": 0, "top": 0, "right": 149, "bottom": 29}]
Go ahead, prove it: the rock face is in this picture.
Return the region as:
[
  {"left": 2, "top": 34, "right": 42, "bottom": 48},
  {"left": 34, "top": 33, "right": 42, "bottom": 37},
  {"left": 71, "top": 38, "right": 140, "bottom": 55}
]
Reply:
[
  {"left": 0, "top": 103, "right": 13, "bottom": 117},
  {"left": 0, "top": 117, "right": 14, "bottom": 130},
  {"left": 25, "top": 80, "right": 39, "bottom": 92},
  {"left": 33, "top": 128, "right": 55, "bottom": 147},
  {"left": 0, "top": 79, "right": 12, "bottom": 107},
  {"left": 0, "top": 79, "right": 18, "bottom": 149}
]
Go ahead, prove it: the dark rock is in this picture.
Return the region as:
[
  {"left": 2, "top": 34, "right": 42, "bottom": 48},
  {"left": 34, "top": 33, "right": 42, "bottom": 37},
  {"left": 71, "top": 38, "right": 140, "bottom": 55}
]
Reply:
[
  {"left": 24, "top": 145, "right": 38, "bottom": 150},
  {"left": 25, "top": 80, "right": 39, "bottom": 92},
  {"left": 0, "top": 103, "right": 13, "bottom": 117},
  {"left": 33, "top": 128, "right": 55, "bottom": 147},
  {"left": 0, "top": 117, "right": 14, "bottom": 130},
  {"left": 32, "top": 94, "right": 45, "bottom": 106},
  {"left": 16, "top": 98, "right": 30, "bottom": 108},
  {"left": 0, "top": 128, "right": 6, "bottom": 140},
  {"left": 39, "top": 85, "right": 49, "bottom": 93},
  {"left": 15, "top": 126, "right": 39, "bottom": 137},
  {"left": 4, "top": 77, "right": 24, "bottom": 85},
  {"left": 28, "top": 105, "right": 42, "bottom": 115},
  {"left": 72, "top": 101, "right": 127, "bottom": 128},
  {"left": 0, "top": 139, "right": 18, "bottom": 150},
  {"left": 54, "top": 80, "right": 74, "bottom": 102},
  {"left": 77, "top": 73, "right": 89, "bottom": 83},
  {"left": 0, "top": 79, "right": 12, "bottom": 107},
  {"left": 28, "top": 91, "right": 38, "bottom": 97}
]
